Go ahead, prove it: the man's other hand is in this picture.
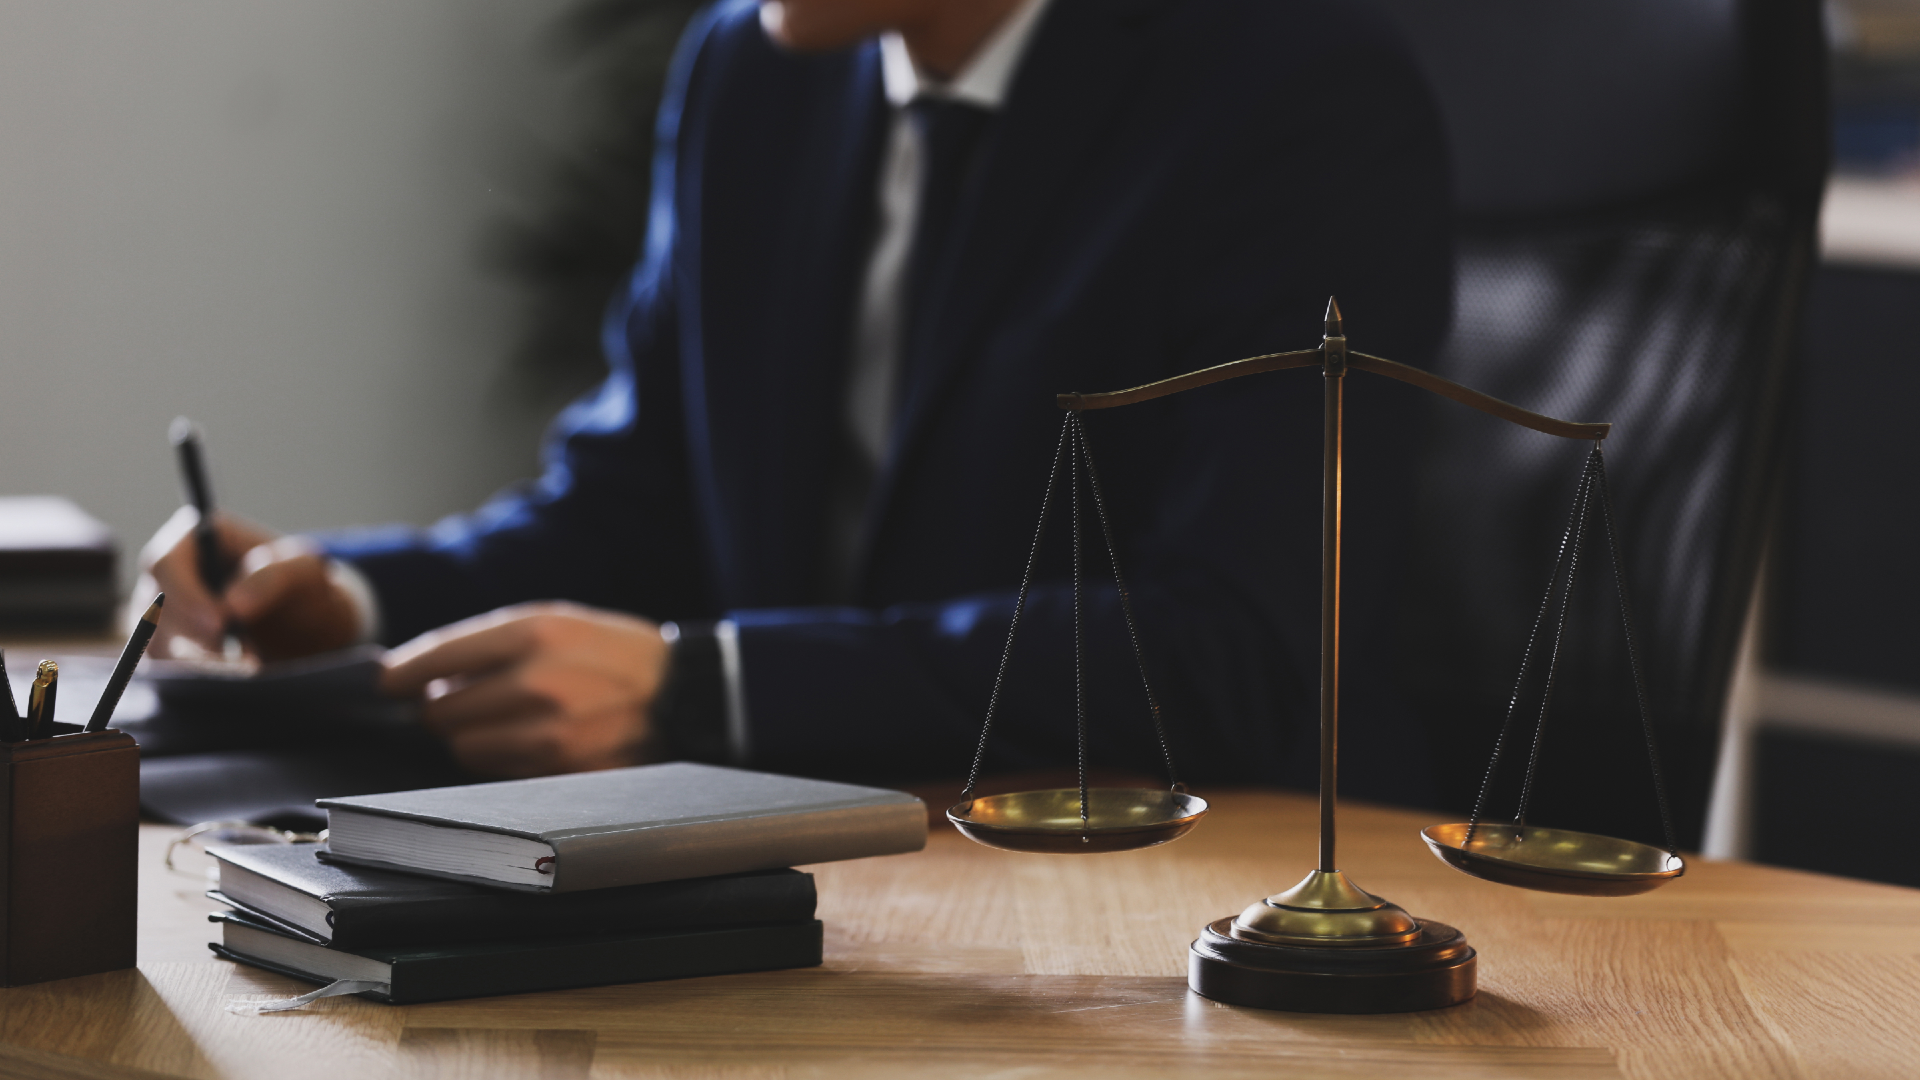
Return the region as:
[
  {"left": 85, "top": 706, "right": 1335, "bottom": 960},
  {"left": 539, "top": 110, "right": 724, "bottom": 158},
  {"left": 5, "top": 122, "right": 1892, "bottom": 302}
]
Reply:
[
  {"left": 134, "top": 507, "right": 365, "bottom": 662},
  {"left": 380, "top": 603, "right": 670, "bottom": 778}
]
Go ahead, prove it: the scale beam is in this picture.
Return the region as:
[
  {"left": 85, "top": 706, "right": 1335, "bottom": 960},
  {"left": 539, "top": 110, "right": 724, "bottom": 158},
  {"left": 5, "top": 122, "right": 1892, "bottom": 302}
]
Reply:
[
  {"left": 1055, "top": 350, "right": 1321, "bottom": 412},
  {"left": 1345, "top": 353, "right": 1609, "bottom": 441},
  {"left": 1057, "top": 347, "right": 1609, "bottom": 443}
]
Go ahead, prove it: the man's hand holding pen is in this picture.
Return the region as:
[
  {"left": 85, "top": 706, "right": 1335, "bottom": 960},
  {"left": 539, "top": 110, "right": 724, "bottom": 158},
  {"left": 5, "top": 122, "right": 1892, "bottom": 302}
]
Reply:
[
  {"left": 134, "top": 505, "right": 669, "bottom": 779},
  {"left": 136, "top": 417, "right": 669, "bottom": 777},
  {"left": 134, "top": 507, "right": 362, "bottom": 662},
  {"left": 142, "top": 418, "right": 362, "bottom": 662}
]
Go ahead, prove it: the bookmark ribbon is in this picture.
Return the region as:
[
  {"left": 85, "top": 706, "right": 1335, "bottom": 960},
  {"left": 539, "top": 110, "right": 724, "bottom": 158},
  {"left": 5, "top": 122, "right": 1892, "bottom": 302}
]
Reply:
[{"left": 225, "top": 979, "right": 386, "bottom": 1014}]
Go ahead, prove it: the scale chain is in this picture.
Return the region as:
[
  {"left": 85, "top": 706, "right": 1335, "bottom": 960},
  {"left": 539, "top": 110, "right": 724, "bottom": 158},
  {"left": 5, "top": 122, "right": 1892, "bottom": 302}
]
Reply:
[
  {"left": 1467, "top": 444, "right": 1598, "bottom": 841},
  {"left": 959, "top": 411, "right": 1188, "bottom": 812},
  {"left": 1071, "top": 414, "right": 1090, "bottom": 831},
  {"left": 959, "top": 416, "right": 1073, "bottom": 801},
  {"left": 1468, "top": 443, "right": 1680, "bottom": 857},
  {"left": 1593, "top": 445, "right": 1680, "bottom": 856},
  {"left": 1512, "top": 450, "right": 1600, "bottom": 827},
  {"left": 1073, "top": 413, "right": 1185, "bottom": 791}
]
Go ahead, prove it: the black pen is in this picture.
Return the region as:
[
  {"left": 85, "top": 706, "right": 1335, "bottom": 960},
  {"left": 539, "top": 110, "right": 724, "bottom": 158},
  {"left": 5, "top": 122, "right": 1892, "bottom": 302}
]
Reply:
[
  {"left": 170, "top": 417, "right": 228, "bottom": 595},
  {"left": 87, "top": 594, "right": 164, "bottom": 733},
  {"left": 0, "top": 651, "right": 20, "bottom": 742},
  {"left": 172, "top": 418, "right": 245, "bottom": 650},
  {"left": 26, "top": 660, "right": 57, "bottom": 740}
]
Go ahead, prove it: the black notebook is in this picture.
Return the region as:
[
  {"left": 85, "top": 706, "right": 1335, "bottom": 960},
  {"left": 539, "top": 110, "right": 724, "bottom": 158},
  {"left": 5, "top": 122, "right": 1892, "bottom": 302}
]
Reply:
[
  {"left": 209, "top": 842, "right": 816, "bottom": 949},
  {"left": 210, "top": 909, "right": 823, "bottom": 1005},
  {"left": 129, "top": 647, "right": 427, "bottom": 772}
]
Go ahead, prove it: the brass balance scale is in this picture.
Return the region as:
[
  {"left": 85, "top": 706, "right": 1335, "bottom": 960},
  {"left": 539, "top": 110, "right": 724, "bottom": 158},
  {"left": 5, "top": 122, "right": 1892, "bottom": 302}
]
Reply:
[{"left": 946, "top": 299, "right": 1684, "bottom": 1013}]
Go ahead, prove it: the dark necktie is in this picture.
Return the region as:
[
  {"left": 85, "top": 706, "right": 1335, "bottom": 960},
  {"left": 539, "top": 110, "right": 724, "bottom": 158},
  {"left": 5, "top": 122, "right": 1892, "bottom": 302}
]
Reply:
[
  {"left": 898, "top": 97, "right": 991, "bottom": 409},
  {"left": 818, "top": 97, "right": 991, "bottom": 604}
]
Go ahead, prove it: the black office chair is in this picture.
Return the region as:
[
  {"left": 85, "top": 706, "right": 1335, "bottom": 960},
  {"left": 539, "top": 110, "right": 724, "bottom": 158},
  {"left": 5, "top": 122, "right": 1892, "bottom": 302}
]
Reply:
[{"left": 1363, "top": 0, "right": 1829, "bottom": 848}]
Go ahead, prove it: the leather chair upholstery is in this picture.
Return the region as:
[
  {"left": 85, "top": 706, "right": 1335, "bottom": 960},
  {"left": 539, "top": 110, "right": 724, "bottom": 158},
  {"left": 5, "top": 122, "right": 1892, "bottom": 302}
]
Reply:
[{"left": 1365, "top": 0, "right": 1829, "bottom": 846}]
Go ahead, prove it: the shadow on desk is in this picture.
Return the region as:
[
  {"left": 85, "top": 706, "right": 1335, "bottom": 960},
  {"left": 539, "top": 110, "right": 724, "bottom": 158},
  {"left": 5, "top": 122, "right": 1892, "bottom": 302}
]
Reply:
[{"left": 0, "top": 966, "right": 211, "bottom": 1077}]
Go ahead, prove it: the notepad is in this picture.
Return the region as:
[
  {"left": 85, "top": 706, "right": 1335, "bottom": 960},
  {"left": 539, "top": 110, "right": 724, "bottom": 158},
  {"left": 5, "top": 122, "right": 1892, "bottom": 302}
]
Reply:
[{"left": 141, "top": 645, "right": 403, "bottom": 722}]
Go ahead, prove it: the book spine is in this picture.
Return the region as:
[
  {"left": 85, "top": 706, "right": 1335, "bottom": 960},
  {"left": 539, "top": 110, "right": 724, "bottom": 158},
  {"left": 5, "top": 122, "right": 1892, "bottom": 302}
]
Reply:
[
  {"left": 549, "top": 801, "right": 926, "bottom": 892},
  {"left": 326, "top": 873, "right": 818, "bottom": 950},
  {"left": 387, "top": 921, "right": 823, "bottom": 1004}
]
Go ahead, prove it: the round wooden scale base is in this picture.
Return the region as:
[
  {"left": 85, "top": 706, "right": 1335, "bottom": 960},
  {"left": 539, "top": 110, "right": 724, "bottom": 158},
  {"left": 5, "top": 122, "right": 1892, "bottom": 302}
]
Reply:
[{"left": 1188, "top": 917, "right": 1476, "bottom": 1014}]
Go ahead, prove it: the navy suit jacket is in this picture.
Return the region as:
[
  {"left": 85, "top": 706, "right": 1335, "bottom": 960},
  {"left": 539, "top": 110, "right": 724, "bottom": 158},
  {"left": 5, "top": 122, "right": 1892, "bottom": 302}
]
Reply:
[{"left": 326, "top": 0, "right": 1453, "bottom": 794}]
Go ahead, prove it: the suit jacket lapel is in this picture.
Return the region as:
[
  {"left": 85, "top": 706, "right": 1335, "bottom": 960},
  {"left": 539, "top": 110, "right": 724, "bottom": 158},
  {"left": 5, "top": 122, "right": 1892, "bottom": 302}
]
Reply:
[{"left": 695, "top": 42, "right": 887, "bottom": 607}]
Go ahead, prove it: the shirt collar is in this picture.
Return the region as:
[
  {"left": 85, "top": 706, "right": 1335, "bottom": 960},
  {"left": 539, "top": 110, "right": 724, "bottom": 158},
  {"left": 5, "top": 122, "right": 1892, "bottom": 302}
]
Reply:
[{"left": 878, "top": 0, "right": 1053, "bottom": 111}]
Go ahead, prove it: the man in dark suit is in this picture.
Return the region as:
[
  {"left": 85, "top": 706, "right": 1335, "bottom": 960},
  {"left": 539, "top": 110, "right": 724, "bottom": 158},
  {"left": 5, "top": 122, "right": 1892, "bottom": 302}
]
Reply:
[{"left": 141, "top": 0, "right": 1452, "bottom": 793}]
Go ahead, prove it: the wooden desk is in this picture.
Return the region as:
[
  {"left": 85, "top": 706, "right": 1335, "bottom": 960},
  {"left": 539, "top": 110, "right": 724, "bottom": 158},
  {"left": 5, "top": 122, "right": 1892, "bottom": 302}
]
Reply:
[{"left": 0, "top": 790, "right": 1912, "bottom": 1080}]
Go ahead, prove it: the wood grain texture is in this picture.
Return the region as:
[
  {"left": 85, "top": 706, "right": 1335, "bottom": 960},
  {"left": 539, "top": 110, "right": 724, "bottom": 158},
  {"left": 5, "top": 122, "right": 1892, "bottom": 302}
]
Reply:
[{"left": 0, "top": 789, "right": 1911, "bottom": 1078}]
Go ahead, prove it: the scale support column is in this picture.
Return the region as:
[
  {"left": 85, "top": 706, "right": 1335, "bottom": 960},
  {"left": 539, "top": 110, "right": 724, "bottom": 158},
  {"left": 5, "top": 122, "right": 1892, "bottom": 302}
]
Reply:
[
  {"left": 1187, "top": 299, "right": 1474, "bottom": 1014},
  {"left": 1319, "top": 300, "right": 1344, "bottom": 873}
]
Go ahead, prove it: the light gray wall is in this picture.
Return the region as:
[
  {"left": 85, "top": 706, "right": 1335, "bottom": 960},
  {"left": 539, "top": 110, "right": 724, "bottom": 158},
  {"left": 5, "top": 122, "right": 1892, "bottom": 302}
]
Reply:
[{"left": 0, "top": 0, "right": 588, "bottom": 578}]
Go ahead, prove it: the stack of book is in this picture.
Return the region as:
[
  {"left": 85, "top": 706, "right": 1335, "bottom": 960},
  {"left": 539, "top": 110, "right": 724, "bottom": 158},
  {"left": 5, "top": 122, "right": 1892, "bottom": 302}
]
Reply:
[
  {"left": 208, "top": 762, "right": 927, "bottom": 1004},
  {"left": 0, "top": 496, "right": 116, "bottom": 632}
]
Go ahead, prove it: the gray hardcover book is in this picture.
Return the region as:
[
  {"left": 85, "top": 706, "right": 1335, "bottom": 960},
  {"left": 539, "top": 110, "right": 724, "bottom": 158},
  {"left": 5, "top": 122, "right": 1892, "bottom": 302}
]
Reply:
[{"left": 317, "top": 762, "right": 927, "bottom": 892}]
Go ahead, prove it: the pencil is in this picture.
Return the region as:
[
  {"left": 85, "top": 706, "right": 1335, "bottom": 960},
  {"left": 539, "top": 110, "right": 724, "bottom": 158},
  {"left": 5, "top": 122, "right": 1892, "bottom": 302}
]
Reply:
[
  {"left": 26, "top": 660, "right": 57, "bottom": 740},
  {"left": 87, "top": 594, "right": 163, "bottom": 733},
  {"left": 0, "top": 650, "right": 20, "bottom": 742}
]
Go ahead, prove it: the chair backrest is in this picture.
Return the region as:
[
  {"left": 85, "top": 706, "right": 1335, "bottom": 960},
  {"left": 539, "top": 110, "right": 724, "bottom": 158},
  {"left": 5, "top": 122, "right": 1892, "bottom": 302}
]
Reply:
[{"left": 1366, "top": 0, "right": 1829, "bottom": 847}]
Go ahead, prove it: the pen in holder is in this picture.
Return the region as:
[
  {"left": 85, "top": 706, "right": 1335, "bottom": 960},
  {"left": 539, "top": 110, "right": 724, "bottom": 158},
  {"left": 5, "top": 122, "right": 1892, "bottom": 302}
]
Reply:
[
  {"left": 0, "top": 724, "right": 138, "bottom": 985},
  {"left": 0, "top": 596, "right": 162, "bottom": 985}
]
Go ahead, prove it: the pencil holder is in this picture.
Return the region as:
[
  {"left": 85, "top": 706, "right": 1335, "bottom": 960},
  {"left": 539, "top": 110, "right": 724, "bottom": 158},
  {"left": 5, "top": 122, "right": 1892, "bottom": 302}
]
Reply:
[{"left": 0, "top": 727, "right": 138, "bottom": 986}]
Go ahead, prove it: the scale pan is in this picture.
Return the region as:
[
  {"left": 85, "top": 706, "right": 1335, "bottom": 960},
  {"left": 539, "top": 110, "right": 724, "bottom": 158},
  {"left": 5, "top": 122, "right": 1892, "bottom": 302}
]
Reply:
[
  {"left": 948, "top": 788, "right": 1208, "bottom": 854},
  {"left": 1422, "top": 823, "right": 1684, "bottom": 897}
]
